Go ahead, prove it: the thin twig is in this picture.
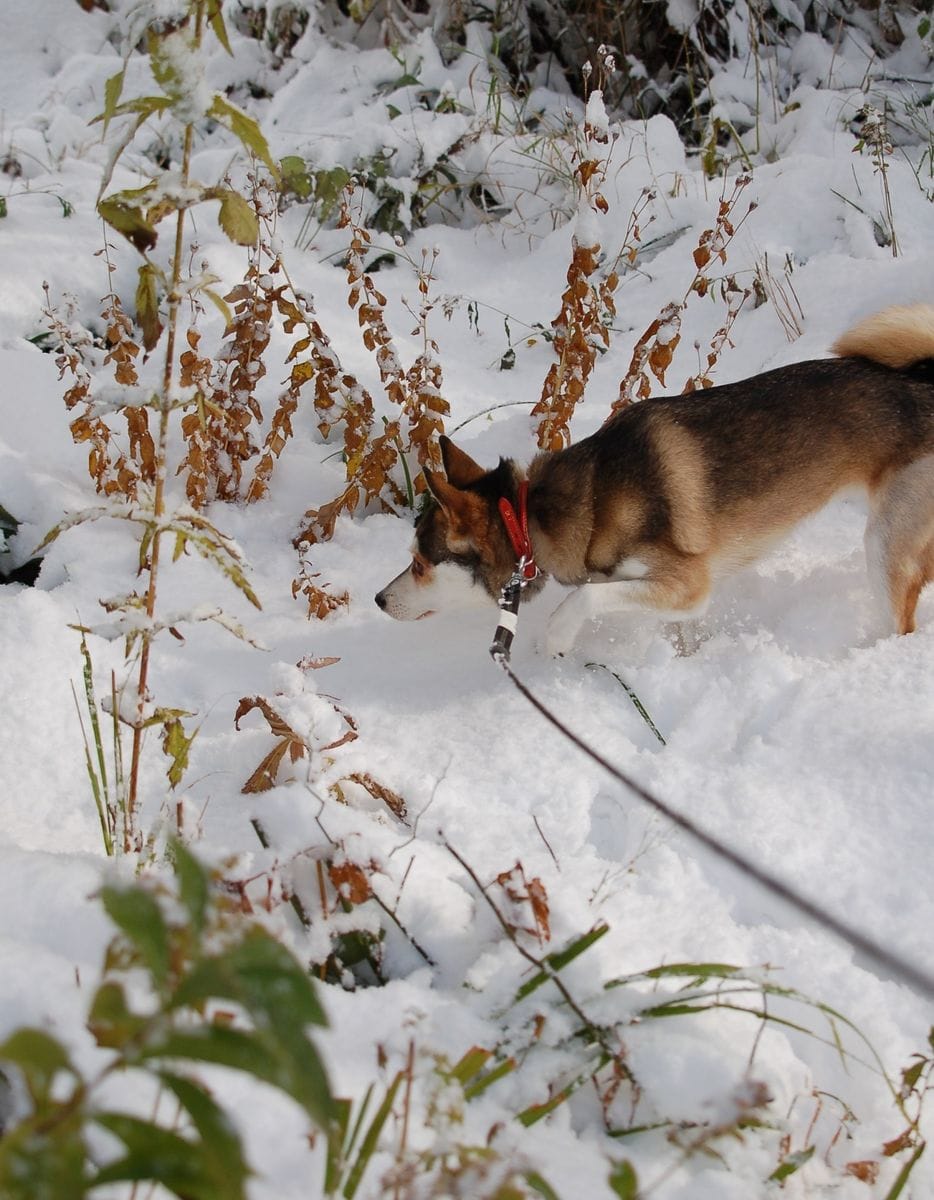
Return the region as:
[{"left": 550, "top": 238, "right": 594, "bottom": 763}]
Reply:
[
  {"left": 533, "top": 815, "right": 560, "bottom": 871},
  {"left": 443, "top": 837, "right": 621, "bottom": 1064},
  {"left": 370, "top": 890, "right": 436, "bottom": 967}
]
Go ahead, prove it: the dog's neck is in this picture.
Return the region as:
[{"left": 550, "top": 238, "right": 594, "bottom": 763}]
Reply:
[{"left": 519, "top": 451, "right": 596, "bottom": 586}]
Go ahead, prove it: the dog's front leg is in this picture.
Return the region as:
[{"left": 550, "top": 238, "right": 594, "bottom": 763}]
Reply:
[
  {"left": 544, "top": 562, "right": 711, "bottom": 656},
  {"left": 545, "top": 581, "right": 649, "bottom": 656}
]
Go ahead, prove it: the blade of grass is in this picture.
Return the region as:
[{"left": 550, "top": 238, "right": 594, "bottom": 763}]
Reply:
[
  {"left": 884, "top": 1142, "right": 926, "bottom": 1199},
  {"left": 515, "top": 922, "right": 610, "bottom": 1002},
  {"left": 342, "top": 1070, "right": 405, "bottom": 1199},
  {"left": 70, "top": 678, "right": 113, "bottom": 858},
  {"left": 586, "top": 662, "right": 666, "bottom": 746}
]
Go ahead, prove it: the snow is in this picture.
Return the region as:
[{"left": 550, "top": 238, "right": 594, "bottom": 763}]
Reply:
[{"left": 2, "top": 2, "right": 934, "bottom": 1197}]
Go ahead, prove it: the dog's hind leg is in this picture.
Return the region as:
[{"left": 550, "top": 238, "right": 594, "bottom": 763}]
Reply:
[
  {"left": 545, "top": 553, "right": 712, "bottom": 656},
  {"left": 865, "top": 455, "right": 934, "bottom": 635}
]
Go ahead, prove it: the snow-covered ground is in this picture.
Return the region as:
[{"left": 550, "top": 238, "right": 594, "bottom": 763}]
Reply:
[{"left": 2, "top": 3, "right": 934, "bottom": 1196}]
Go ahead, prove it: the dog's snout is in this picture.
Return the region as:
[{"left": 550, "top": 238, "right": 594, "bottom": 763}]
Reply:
[{"left": 375, "top": 590, "right": 387, "bottom": 610}]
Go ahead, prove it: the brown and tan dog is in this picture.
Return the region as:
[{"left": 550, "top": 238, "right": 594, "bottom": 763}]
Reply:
[{"left": 376, "top": 305, "right": 934, "bottom": 654}]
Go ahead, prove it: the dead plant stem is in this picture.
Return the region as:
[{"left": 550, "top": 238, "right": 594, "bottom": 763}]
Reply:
[{"left": 125, "top": 7, "right": 203, "bottom": 850}]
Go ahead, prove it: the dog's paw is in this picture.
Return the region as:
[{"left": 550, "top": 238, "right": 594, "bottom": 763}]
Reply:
[{"left": 543, "top": 614, "right": 579, "bottom": 658}]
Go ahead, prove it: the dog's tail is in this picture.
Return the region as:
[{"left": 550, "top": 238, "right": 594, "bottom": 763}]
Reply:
[{"left": 832, "top": 303, "right": 934, "bottom": 370}]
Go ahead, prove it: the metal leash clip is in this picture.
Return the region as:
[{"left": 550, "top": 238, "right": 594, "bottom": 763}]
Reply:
[{"left": 489, "top": 558, "right": 535, "bottom": 664}]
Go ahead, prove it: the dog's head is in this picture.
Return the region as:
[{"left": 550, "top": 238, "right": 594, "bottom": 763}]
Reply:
[{"left": 375, "top": 437, "right": 542, "bottom": 620}]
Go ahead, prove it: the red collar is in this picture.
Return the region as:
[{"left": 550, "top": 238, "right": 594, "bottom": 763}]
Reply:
[{"left": 498, "top": 480, "right": 539, "bottom": 581}]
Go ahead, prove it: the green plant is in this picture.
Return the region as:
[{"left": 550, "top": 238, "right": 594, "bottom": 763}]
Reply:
[
  {"left": 0, "top": 841, "right": 334, "bottom": 1199},
  {"left": 43, "top": 0, "right": 279, "bottom": 850},
  {"left": 853, "top": 102, "right": 899, "bottom": 256}
]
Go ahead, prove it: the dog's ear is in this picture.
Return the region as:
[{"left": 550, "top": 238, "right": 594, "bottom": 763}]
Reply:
[
  {"left": 424, "top": 467, "right": 452, "bottom": 507},
  {"left": 424, "top": 467, "right": 468, "bottom": 513},
  {"left": 439, "top": 436, "right": 486, "bottom": 488},
  {"left": 423, "top": 465, "right": 483, "bottom": 550}
]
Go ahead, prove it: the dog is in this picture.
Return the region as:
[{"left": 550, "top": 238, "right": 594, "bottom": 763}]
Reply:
[{"left": 376, "top": 305, "right": 934, "bottom": 654}]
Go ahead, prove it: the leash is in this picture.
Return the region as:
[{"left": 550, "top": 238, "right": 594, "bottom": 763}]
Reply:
[
  {"left": 490, "top": 480, "right": 539, "bottom": 663},
  {"left": 490, "top": 653, "right": 934, "bottom": 1002}
]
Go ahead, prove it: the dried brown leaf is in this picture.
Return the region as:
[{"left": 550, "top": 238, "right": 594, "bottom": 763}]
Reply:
[{"left": 328, "top": 861, "right": 372, "bottom": 905}]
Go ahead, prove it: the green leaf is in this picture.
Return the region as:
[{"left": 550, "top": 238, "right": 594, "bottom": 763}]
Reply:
[
  {"left": 135, "top": 262, "right": 163, "bottom": 352},
  {"left": 608, "top": 1159, "right": 639, "bottom": 1199},
  {"left": 202, "top": 287, "right": 233, "bottom": 329},
  {"left": 769, "top": 1145, "right": 815, "bottom": 1182},
  {"left": 517, "top": 1080, "right": 577, "bottom": 1127},
  {"left": 173, "top": 927, "right": 327, "bottom": 1027},
  {"left": 324, "top": 1096, "right": 354, "bottom": 1194},
  {"left": 314, "top": 166, "right": 352, "bottom": 221},
  {"left": 884, "top": 1143, "right": 926, "bottom": 1199},
  {"left": 87, "top": 981, "right": 147, "bottom": 1050},
  {"left": 99, "top": 195, "right": 158, "bottom": 253},
  {"left": 217, "top": 190, "right": 259, "bottom": 246},
  {"left": 209, "top": 95, "right": 279, "bottom": 179},
  {"left": 902, "top": 1059, "right": 926, "bottom": 1093},
  {"left": 164, "top": 517, "right": 261, "bottom": 609},
  {"left": 94, "top": 1111, "right": 239, "bottom": 1197},
  {"left": 0, "top": 1028, "right": 74, "bottom": 1106},
  {"left": 102, "top": 68, "right": 126, "bottom": 137},
  {"left": 140, "top": 1023, "right": 334, "bottom": 1130},
  {"left": 639, "top": 962, "right": 742, "bottom": 981},
  {"left": 525, "top": 1171, "right": 562, "bottom": 1200},
  {"left": 172, "top": 838, "right": 210, "bottom": 940},
  {"left": 606, "top": 961, "right": 742, "bottom": 991},
  {"left": 462, "top": 1056, "right": 516, "bottom": 1100},
  {"left": 280, "top": 155, "right": 312, "bottom": 199},
  {"left": 162, "top": 715, "right": 196, "bottom": 789},
  {"left": 159, "top": 1072, "right": 251, "bottom": 1194},
  {"left": 449, "top": 1045, "right": 492, "bottom": 1086},
  {"left": 0, "top": 1111, "right": 87, "bottom": 1198},
  {"left": 207, "top": 0, "right": 234, "bottom": 55},
  {"left": 148, "top": 30, "right": 190, "bottom": 102},
  {"left": 101, "top": 884, "right": 171, "bottom": 989}
]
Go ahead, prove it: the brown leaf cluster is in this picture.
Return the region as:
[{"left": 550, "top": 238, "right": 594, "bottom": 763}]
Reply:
[
  {"left": 291, "top": 554, "right": 351, "bottom": 620},
  {"left": 179, "top": 261, "right": 271, "bottom": 505},
  {"left": 683, "top": 276, "right": 752, "bottom": 394},
  {"left": 46, "top": 286, "right": 155, "bottom": 499},
  {"left": 494, "top": 861, "right": 551, "bottom": 945},
  {"left": 611, "top": 176, "right": 755, "bottom": 414},
  {"left": 531, "top": 239, "right": 611, "bottom": 451},
  {"left": 236, "top": 695, "right": 310, "bottom": 794},
  {"left": 339, "top": 199, "right": 449, "bottom": 481},
  {"left": 400, "top": 252, "right": 450, "bottom": 481},
  {"left": 294, "top": 196, "right": 451, "bottom": 562},
  {"left": 236, "top": 690, "right": 363, "bottom": 793},
  {"left": 614, "top": 301, "right": 683, "bottom": 407},
  {"left": 529, "top": 127, "right": 634, "bottom": 451}
]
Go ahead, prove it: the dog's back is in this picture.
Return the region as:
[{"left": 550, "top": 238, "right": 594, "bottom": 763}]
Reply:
[{"left": 531, "top": 305, "right": 934, "bottom": 636}]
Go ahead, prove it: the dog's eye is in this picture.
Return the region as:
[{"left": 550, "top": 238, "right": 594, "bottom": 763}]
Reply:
[{"left": 411, "top": 557, "right": 425, "bottom": 578}]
